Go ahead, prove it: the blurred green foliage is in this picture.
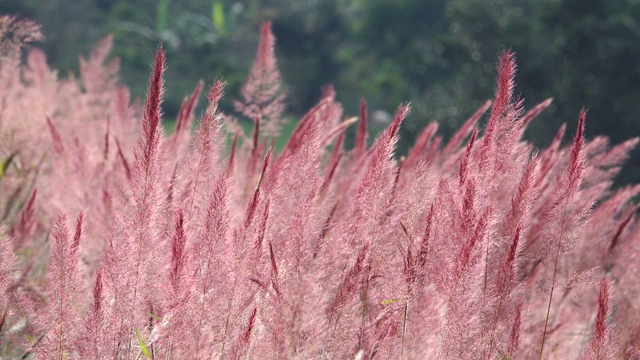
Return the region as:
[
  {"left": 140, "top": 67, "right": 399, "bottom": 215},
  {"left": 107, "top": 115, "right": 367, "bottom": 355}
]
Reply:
[{"left": 2, "top": 0, "right": 640, "bottom": 183}]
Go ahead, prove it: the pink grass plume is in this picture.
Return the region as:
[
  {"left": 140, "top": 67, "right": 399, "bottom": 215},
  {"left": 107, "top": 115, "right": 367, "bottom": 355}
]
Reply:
[
  {"left": 174, "top": 80, "right": 204, "bottom": 139},
  {"left": 136, "top": 45, "right": 165, "bottom": 180},
  {"left": 580, "top": 278, "right": 615, "bottom": 360},
  {"left": 355, "top": 99, "right": 368, "bottom": 160},
  {"left": 46, "top": 116, "right": 64, "bottom": 154},
  {"left": 235, "top": 22, "right": 286, "bottom": 138},
  {"left": 442, "top": 100, "right": 491, "bottom": 158},
  {"left": 35, "top": 212, "right": 85, "bottom": 359}
]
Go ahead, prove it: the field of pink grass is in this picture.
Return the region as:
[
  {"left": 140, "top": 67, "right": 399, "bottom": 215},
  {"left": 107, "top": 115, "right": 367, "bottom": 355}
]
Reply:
[{"left": 2, "top": 15, "right": 640, "bottom": 359}]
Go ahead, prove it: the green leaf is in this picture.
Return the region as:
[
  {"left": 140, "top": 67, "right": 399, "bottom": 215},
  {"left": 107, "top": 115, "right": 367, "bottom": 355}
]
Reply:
[
  {"left": 135, "top": 328, "right": 151, "bottom": 359},
  {"left": 156, "top": 0, "right": 170, "bottom": 33},
  {"left": 212, "top": 1, "right": 226, "bottom": 37},
  {"left": 380, "top": 298, "right": 403, "bottom": 305},
  {"left": 0, "top": 152, "right": 17, "bottom": 179},
  {"left": 147, "top": 311, "right": 162, "bottom": 321}
]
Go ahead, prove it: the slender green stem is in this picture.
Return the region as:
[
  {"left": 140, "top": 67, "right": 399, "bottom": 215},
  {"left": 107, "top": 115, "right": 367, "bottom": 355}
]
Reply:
[
  {"left": 483, "top": 240, "right": 489, "bottom": 296},
  {"left": 485, "top": 295, "right": 504, "bottom": 359},
  {"left": 401, "top": 301, "right": 408, "bottom": 357},
  {"left": 539, "top": 245, "right": 561, "bottom": 360}
]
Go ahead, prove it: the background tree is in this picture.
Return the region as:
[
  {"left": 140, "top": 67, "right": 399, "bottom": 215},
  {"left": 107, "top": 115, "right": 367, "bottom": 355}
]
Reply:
[{"left": 2, "top": 0, "right": 640, "bottom": 183}]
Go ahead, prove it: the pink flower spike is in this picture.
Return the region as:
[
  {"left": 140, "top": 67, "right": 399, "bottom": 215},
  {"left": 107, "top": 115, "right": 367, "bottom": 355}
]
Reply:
[
  {"left": 595, "top": 278, "right": 610, "bottom": 345},
  {"left": 231, "top": 307, "right": 258, "bottom": 359},
  {"left": 459, "top": 128, "right": 478, "bottom": 187},
  {"left": 491, "top": 51, "right": 516, "bottom": 122},
  {"left": 244, "top": 146, "right": 273, "bottom": 228},
  {"left": 483, "top": 51, "right": 516, "bottom": 149},
  {"left": 91, "top": 269, "right": 103, "bottom": 320},
  {"left": 387, "top": 103, "right": 411, "bottom": 142},
  {"left": 227, "top": 132, "right": 238, "bottom": 177},
  {"left": 328, "top": 242, "right": 370, "bottom": 321},
  {"left": 114, "top": 137, "right": 132, "bottom": 181},
  {"left": 521, "top": 97, "right": 553, "bottom": 128},
  {"left": 138, "top": 46, "right": 165, "bottom": 178},
  {"left": 35, "top": 213, "right": 84, "bottom": 358},
  {"left": 208, "top": 79, "right": 226, "bottom": 115},
  {"left": 580, "top": 277, "right": 615, "bottom": 360},
  {"left": 235, "top": 21, "right": 286, "bottom": 138},
  {"left": 568, "top": 110, "right": 587, "bottom": 193},
  {"left": 455, "top": 209, "right": 489, "bottom": 278},
  {"left": 11, "top": 188, "right": 37, "bottom": 249},
  {"left": 79, "top": 268, "right": 104, "bottom": 358},
  {"left": 170, "top": 210, "right": 187, "bottom": 293},
  {"left": 174, "top": 80, "right": 203, "bottom": 137},
  {"left": 507, "top": 302, "right": 523, "bottom": 357},
  {"left": 46, "top": 116, "right": 64, "bottom": 154},
  {"left": 104, "top": 114, "right": 110, "bottom": 160},
  {"left": 442, "top": 100, "right": 491, "bottom": 157},
  {"left": 609, "top": 203, "right": 640, "bottom": 252},
  {"left": 71, "top": 211, "right": 83, "bottom": 252},
  {"left": 404, "top": 121, "right": 438, "bottom": 171},
  {"left": 355, "top": 99, "right": 368, "bottom": 159},
  {"left": 416, "top": 205, "right": 434, "bottom": 272}
]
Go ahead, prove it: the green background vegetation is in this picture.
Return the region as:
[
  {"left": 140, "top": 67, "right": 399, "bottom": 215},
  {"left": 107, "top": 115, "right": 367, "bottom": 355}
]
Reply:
[{"left": 2, "top": 0, "right": 640, "bottom": 184}]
